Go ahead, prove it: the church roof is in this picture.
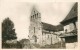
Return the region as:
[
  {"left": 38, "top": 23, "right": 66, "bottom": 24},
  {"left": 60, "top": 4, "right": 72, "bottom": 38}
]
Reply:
[
  {"left": 55, "top": 24, "right": 64, "bottom": 31},
  {"left": 42, "top": 22, "right": 56, "bottom": 31},
  {"left": 61, "top": 3, "right": 78, "bottom": 23},
  {"left": 42, "top": 22, "right": 63, "bottom": 31}
]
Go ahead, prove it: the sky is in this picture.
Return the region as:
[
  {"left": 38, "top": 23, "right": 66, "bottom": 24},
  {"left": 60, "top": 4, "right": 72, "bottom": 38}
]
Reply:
[{"left": 0, "top": 0, "right": 75, "bottom": 40}]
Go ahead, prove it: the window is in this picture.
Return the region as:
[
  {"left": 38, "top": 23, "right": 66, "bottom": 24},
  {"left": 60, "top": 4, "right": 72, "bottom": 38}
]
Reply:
[
  {"left": 37, "top": 13, "right": 38, "bottom": 17},
  {"left": 48, "top": 35, "right": 49, "bottom": 39},
  {"left": 56, "top": 35, "right": 57, "bottom": 38},
  {"left": 34, "top": 27, "right": 35, "bottom": 33},
  {"left": 33, "top": 15, "right": 34, "bottom": 18},
  {"left": 31, "top": 16, "right": 32, "bottom": 18},
  {"left": 34, "top": 11, "right": 35, "bottom": 13},
  {"left": 35, "top": 14, "right": 36, "bottom": 18},
  {"left": 35, "top": 36, "right": 37, "bottom": 43}
]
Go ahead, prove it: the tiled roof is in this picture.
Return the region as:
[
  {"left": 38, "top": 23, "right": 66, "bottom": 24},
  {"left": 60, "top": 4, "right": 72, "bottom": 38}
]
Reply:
[
  {"left": 42, "top": 22, "right": 56, "bottom": 31},
  {"left": 42, "top": 22, "right": 63, "bottom": 31},
  {"left": 61, "top": 3, "right": 78, "bottom": 23},
  {"left": 55, "top": 24, "right": 64, "bottom": 31}
]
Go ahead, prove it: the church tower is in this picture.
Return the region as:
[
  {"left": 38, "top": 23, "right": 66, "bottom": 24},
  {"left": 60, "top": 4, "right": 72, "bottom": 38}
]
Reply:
[{"left": 29, "top": 7, "right": 42, "bottom": 46}]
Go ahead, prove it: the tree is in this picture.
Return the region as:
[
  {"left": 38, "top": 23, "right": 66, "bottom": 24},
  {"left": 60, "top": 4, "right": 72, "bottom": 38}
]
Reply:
[{"left": 2, "top": 17, "right": 17, "bottom": 43}]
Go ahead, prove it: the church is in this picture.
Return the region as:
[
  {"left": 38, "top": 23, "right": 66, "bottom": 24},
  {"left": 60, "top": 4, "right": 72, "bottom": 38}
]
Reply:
[{"left": 29, "top": 7, "right": 63, "bottom": 46}]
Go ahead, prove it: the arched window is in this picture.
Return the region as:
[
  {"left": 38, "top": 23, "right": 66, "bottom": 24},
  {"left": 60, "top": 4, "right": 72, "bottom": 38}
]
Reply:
[
  {"left": 34, "top": 27, "right": 35, "bottom": 33},
  {"left": 37, "top": 13, "right": 38, "bottom": 17},
  {"left": 34, "top": 11, "right": 35, "bottom": 14},
  {"left": 33, "top": 15, "right": 34, "bottom": 18},
  {"left": 35, "top": 14, "right": 36, "bottom": 18},
  {"left": 31, "top": 16, "right": 32, "bottom": 18}
]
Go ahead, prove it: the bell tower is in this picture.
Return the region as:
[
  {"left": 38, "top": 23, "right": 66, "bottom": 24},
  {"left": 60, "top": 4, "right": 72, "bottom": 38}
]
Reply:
[{"left": 29, "top": 6, "right": 42, "bottom": 45}]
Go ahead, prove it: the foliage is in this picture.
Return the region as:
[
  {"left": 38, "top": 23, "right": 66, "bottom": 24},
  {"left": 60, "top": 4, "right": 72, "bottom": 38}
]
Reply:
[{"left": 2, "top": 17, "right": 17, "bottom": 48}]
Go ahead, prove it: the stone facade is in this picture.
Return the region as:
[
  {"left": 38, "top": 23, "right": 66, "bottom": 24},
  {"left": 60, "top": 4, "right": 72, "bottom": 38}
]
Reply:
[
  {"left": 29, "top": 7, "right": 42, "bottom": 46},
  {"left": 29, "top": 7, "right": 61, "bottom": 46},
  {"left": 42, "top": 30, "right": 59, "bottom": 46}
]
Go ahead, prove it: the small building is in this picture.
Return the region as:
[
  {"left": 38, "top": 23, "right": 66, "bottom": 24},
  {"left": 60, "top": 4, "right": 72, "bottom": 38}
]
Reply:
[{"left": 60, "top": 3, "right": 78, "bottom": 49}]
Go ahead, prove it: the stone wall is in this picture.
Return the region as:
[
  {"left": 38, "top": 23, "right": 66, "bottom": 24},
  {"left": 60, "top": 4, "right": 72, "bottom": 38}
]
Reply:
[{"left": 29, "top": 7, "right": 42, "bottom": 46}]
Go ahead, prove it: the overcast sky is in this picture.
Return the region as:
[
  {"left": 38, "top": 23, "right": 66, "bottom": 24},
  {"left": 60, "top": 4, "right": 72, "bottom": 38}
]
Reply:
[{"left": 0, "top": 0, "right": 75, "bottom": 40}]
